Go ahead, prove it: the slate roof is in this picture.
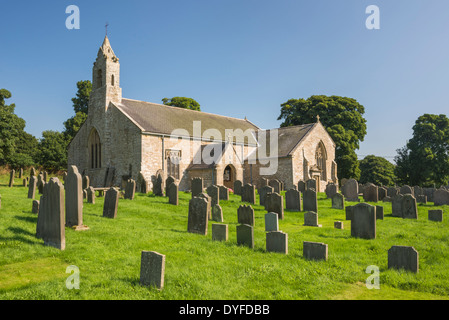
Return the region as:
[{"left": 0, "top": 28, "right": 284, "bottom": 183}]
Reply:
[{"left": 115, "top": 98, "right": 260, "bottom": 145}]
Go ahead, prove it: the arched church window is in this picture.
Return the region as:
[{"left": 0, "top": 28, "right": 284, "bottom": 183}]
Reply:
[
  {"left": 166, "top": 150, "right": 181, "bottom": 180},
  {"left": 89, "top": 129, "right": 102, "bottom": 169},
  {"left": 315, "top": 142, "right": 327, "bottom": 181}
]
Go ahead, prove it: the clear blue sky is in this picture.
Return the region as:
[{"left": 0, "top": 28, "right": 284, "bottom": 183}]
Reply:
[{"left": 1, "top": 0, "right": 448, "bottom": 162}]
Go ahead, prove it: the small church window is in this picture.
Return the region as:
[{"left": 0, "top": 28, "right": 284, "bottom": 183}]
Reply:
[
  {"left": 96, "top": 69, "right": 102, "bottom": 88},
  {"left": 89, "top": 129, "right": 102, "bottom": 169},
  {"left": 111, "top": 74, "right": 115, "bottom": 86},
  {"left": 166, "top": 150, "right": 181, "bottom": 180}
]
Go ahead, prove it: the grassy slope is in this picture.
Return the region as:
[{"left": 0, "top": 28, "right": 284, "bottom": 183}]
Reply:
[{"left": 0, "top": 172, "right": 448, "bottom": 300}]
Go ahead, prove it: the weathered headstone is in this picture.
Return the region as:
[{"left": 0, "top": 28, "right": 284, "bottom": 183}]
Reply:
[
  {"left": 303, "top": 189, "right": 317, "bottom": 212},
  {"left": 36, "top": 178, "right": 65, "bottom": 250},
  {"left": 416, "top": 195, "right": 427, "bottom": 204},
  {"left": 191, "top": 177, "right": 203, "bottom": 198},
  {"left": 387, "top": 187, "right": 399, "bottom": 198},
  {"left": 303, "top": 241, "right": 328, "bottom": 261},
  {"left": 65, "top": 166, "right": 84, "bottom": 229},
  {"left": 334, "top": 221, "right": 344, "bottom": 229},
  {"left": 153, "top": 173, "right": 164, "bottom": 196},
  {"left": 22, "top": 178, "right": 27, "bottom": 187},
  {"left": 32, "top": 200, "right": 39, "bottom": 214},
  {"left": 103, "top": 187, "right": 119, "bottom": 219},
  {"left": 236, "top": 224, "right": 254, "bottom": 248},
  {"left": 165, "top": 175, "right": 175, "bottom": 195},
  {"left": 28, "top": 175, "right": 37, "bottom": 199},
  {"left": 187, "top": 197, "right": 209, "bottom": 235},
  {"left": 434, "top": 189, "right": 449, "bottom": 206},
  {"left": 342, "top": 179, "right": 359, "bottom": 202},
  {"left": 297, "top": 180, "right": 306, "bottom": 193},
  {"left": 345, "top": 206, "right": 354, "bottom": 220},
  {"left": 268, "top": 179, "right": 281, "bottom": 193},
  {"left": 8, "top": 169, "right": 15, "bottom": 187},
  {"left": 140, "top": 251, "right": 165, "bottom": 290},
  {"left": 351, "top": 203, "right": 376, "bottom": 239},
  {"left": 331, "top": 193, "right": 345, "bottom": 210},
  {"left": 428, "top": 209, "right": 443, "bottom": 222},
  {"left": 304, "top": 211, "right": 321, "bottom": 227},
  {"left": 241, "top": 183, "right": 256, "bottom": 204},
  {"left": 258, "top": 185, "right": 273, "bottom": 207},
  {"left": 137, "top": 172, "right": 148, "bottom": 193},
  {"left": 198, "top": 193, "right": 212, "bottom": 219},
  {"left": 392, "top": 194, "right": 404, "bottom": 217},
  {"left": 400, "top": 185, "right": 413, "bottom": 196},
  {"left": 30, "top": 167, "right": 36, "bottom": 178},
  {"left": 86, "top": 186, "right": 96, "bottom": 204},
  {"left": 206, "top": 185, "right": 220, "bottom": 206},
  {"left": 238, "top": 204, "right": 255, "bottom": 226},
  {"left": 233, "top": 180, "right": 242, "bottom": 195},
  {"left": 212, "top": 224, "right": 228, "bottom": 241},
  {"left": 325, "top": 183, "right": 338, "bottom": 199},
  {"left": 82, "top": 175, "right": 90, "bottom": 190},
  {"left": 378, "top": 187, "right": 387, "bottom": 201},
  {"left": 218, "top": 185, "right": 229, "bottom": 200},
  {"left": 376, "top": 205, "right": 384, "bottom": 220},
  {"left": 265, "top": 192, "right": 284, "bottom": 219},
  {"left": 167, "top": 182, "right": 178, "bottom": 205},
  {"left": 306, "top": 179, "right": 316, "bottom": 191},
  {"left": 266, "top": 231, "right": 288, "bottom": 254},
  {"left": 211, "top": 203, "right": 223, "bottom": 222},
  {"left": 265, "top": 212, "right": 279, "bottom": 232},
  {"left": 43, "top": 171, "right": 48, "bottom": 182},
  {"left": 401, "top": 194, "right": 417, "bottom": 219},
  {"left": 388, "top": 246, "right": 419, "bottom": 273},
  {"left": 124, "top": 179, "right": 136, "bottom": 200},
  {"left": 285, "top": 189, "right": 301, "bottom": 212},
  {"left": 363, "top": 184, "right": 378, "bottom": 202}
]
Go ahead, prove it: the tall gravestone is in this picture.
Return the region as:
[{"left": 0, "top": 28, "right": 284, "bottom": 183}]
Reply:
[
  {"left": 137, "top": 172, "right": 148, "bottom": 193},
  {"left": 241, "top": 184, "right": 256, "bottom": 204},
  {"left": 165, "top": 176, "right": 175, "bottom": 196},
  {"left": 188, "top": 197, "right": 209, "bottom": 235},
  {"left": 363, "top": 184, "right": 378, "bottom": 202},
  {"left": 265, "top": 192, "right": 284, "bottom": 219},
  {"left": 191, "top": 177, "right": 203, "bottom": 198},
  {"left": 342, "top": 179, "right": 359, "bottom": 202},
  {"left": 401, "top": 194, "right": 418, "bottom": 219},
  {"left": 392, "top": 194, "right": 404, "bottom": 217},
  {"left": 238, "top": 205, "right": 255, "bottom": 226},
  {"left": 206, "top": 185, "right": 220, "bottom": 206},
  {"left": 140, "top": 251, "right": 166, "bottom": 290},
  {"left": 8, "top": 169, "right": 15, "bottom": 187},
  {"left": 124, "top": 179, "right": 136, "bottom": 200},
  {"left": 233, "top": 180, "right": 242, "bottom": 195},
  {"left": 303, "top": 189, "right": 317, "bottom": 212},
  {"left": 36, "top": 178, "right": 65, "bottom": 250},
  {"left": 259, "top": 185, "right": 273, "bottom": 207},
  {"left": 265, "top": 212, "right": 279, "bottom": 232},
  {"left": 86, "top": 186, "right": 96, "bottom": 204},
  {"left": 285, "top": 189, "right": 301, "bottom": 211},
  {"left": 28, "top": 175, "right": 37, "bottom": 199},
  {"left": 153, "top": 173, "right": 163, "bottom": 197},
  {"left": 297, "top": 180, "right": 306, "bottom": 193},
  {"left": 82, "top": 175, "right": 90, "bottom": 190},
  {"left": 218, "top": 185, "right": 229, "bottom": 200},
  {"left": 211, "top": 204, "right": 223, "bottom": 222},
  {"left": 103, "top": 187, "right": 119, "bottom": 219},
  {"left": 351, "top": 203, "right": 376, "bottom": 239},
  {"left": 65, "top": 166, "right": 84, "bottom": 229},
  {"left": 167, "top": 182, "right": 178, "bottom": 205}
]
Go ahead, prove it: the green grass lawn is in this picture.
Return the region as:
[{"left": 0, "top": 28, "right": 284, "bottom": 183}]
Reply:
[{"left": 1, "top": 172, "right": 449, "bottom": 300}]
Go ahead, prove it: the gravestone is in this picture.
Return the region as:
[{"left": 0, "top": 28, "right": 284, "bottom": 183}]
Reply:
[
  {"left": 265, "top": 192, "right": 284, "bottom": 219},
  {"left": 268, "top": 179, "right": 281, "bottom": 193},
  {"left": 401, "top": 194, "right": 417, "bottom": 219},
  {"left": 236, "top": 224, "right": 254, "bottom": 248},
  {"left": 28, "top": 175, "right": 37, "bottom": 199},
  {"left": 297, "top": 180, "right": 306, "bottom": 193},
  {"left": 378, "top": 187, "right": 387, "bottom": 201},
  {"left": 306, "top": 179, "right": 316, "bottom": 191},
  {"left": 191, "top": 177, "right": 203, "bottom": 198},
  {"left": 167, "top": 182, "right": 178, "bottom": 205},
  {"left": 65, "top": 166, "right": 84, "bottom": 228},
  {"left": 241, "top": 184, "right": 256, "bottom": 204},
  {"left": 103, "top": 187, "right": 119, "bottom": 219},
  {"left": 82, "top": 175, "right": 90, "bottom": 190},
  {"left": 363, "top": 184, "right": 378, "bottom": 202},
  {"left": 211, "top": 204, "right": 223, "bottom": 222},
  {"left": 140, "top": 251, "right": 165, "bottom": 290},
  {"left": 416, "top": 195, "right": 427, "bottom": 204},
  {"left": 19, "top": 168, "right": 23, "bottom": 179},
  {"left": 187, "top": 197, "right": 209, "bottom": 235},
  {"left": 285, "top": 189, "right": 301, "bottom": 211},
  {"left": 218, "top": 185, "right": 229, "bottom": 200},
  {"left": 392, "top": 194, "right": 404, "bottom": 217},
  {"left": 400, "top": 185, "right": 413, "bottom": 196},
  {"left": 198, "top": 193, "right": 212, "bottom": 219},
  {"left": 22, "top": 178, "right": 27, "bottom": 188},
  {"left": 104, "top": 167, "right": 116, "bottom": 188},
  {"left": 43, "top": 171, "right": 48, "bottom": 182},
  {"left": 345, "top": 206, "right": 354, "bottom": 220},
  {"left": 434, "top": 189, "right": 449, "bottom": 206},
  {"left": 331, "top": 193, "right": 345, "bottom": 210},
  {"left": 266, "top": 231, "right": 288, "bottom": 254},
  {"left": 387, "top": 187, "right": 399, "bottom": 198},
  {"left": 86, "top": 187, "right": 95, "bottom": 205},
  {"left": 32, "top": 200, "right": 39, "bottom": 214},
  {"left": 137, "top": 172, "right": 148, "bottom": 193},
  {"left": 428, "top": 209, "right": 443, "bottom": 222},
  {"left": 265, "top": 212, "right": 279, "bottom": 232},
  {"left": 334, "top": 221, "right": 344, "bottom": 229},
  {"left": 212, "top": 224, "right": 228, "bottom": 241},
  {"left": 388, "top": 246, "right": 419, "bottom": 273},
  {"left": 124, "top": 179, "right": 136, "bottom": 200},
  {"left": 376, "top": 205, "right": 384, "bottom": 220},
  {"left": 325, "top": 183, "right": 338, "bottom": 199},
  {"left": 304, "top": 211, "right": 321, "bottom": 227},
  {"left": 423, "top": 188, "right": 436, "bottom": 203},
  {"left": 165, "top": 176, "right": 175, "bottom": 195},
  {"left": 153, "top": 173, "right": 164, "bottom": 196},
  {"left": 36, "top": 178, "right": 65, "bottom": 250},
  {"left": 413, "top": 186, "right": 423, "bottom": 197},
  {"left": 303, "top": 189, "right": 317, "bottom": 212},
  {"left": 303, "top": 241, "right": 328, "bottom": 261},
  {"left": 30, "top": 167, "right": 36, "bottom": 178},
  {"left": 238, "top": 205, "right": 255, "bottom": 226},
  {"left": 233, "top": 180, "right": 242, "bottom": 195},
  {"left": 342, "top": 179, "right": 359, "bottom": 202},
  {"left": 8, "top": 169, "right": 14, "bottom": 187},
  {"left": 62, "top": 172, "right": 67, "bottom": 183},
  {"left": 206, "top": 185, "right": 220, "bottom": 206},
  {"left": 351, "top": 203, "right": 376, "bottom": 239},
  {"left": 258, "top": 185, "right": 273, "bottom": 207}
]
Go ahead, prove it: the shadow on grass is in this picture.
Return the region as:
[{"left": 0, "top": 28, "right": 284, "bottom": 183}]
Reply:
[
  {"left": 7, "top": 226, "right": 35, "bottom": 237},
  {"left": 15, "top": 215, "right": 37, "bottom": 224}
]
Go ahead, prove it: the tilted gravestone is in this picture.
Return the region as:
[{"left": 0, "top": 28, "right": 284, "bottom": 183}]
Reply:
[
  {"left": 211, "top": 203, "right": 223, "bottom": 222},
  {"left": 187, "top": 197, "right": 209, "bottom": 235},
  {"left": 285, "top": 189, "right": 301, "bottom": 211},
  {"left": 265, "top": 212, "right": 279, "bottom": 232},
  {"left": 36, "top": 178, "right": 65, "bottom": 250},
  {"left": 236, "top": 224, "right": 254, "bottom": 248},
  {"left": 258, "top": 185, "right": 273, "bottom": 207},
  {"left": 233, "top": 180, "right": 243, "bottom": 195},
  {"left": 331, "top": 193, "right": 345, "bottom": 210},
  {"left": 218, "top": 185, "right": 229, "bottom": 200},
  {"left": 140, "top": 251, "right": 165, "bottom": 290},
  {"left": 65, "top": 165, "right": 84, "bottom": 228},
  {"left": 351, "top": 203, "right": 376, "bottom": 239},
  {"left": 206, "top": 185, "right": 220, "bottom": 206},
  {"left": 388, "top": 246, "right": 419, "bottom": 273},
  {"left": 28, "top": 175, "right": 37, "bottom": 199},
  {"left": 241, "top": 184, "right": 256, "bottom": 204},
  {"left": 266, "top": 231, "right": 288, "bottom": 254},
  {"left": 428, "top": 209, "right": 443, "bottom": 222},
  {"left": 401, "top": 194, "right": 417, "bottom": 219},
  {"left": 191, "top": 177, "right": 203, "bottom": 198},
  {"left": 303, "top": 241, "right": 328, "bottom": 261},
  {"left": 124, "top": 179, "right": 136, "bottom": 200},
  {"left": 265, "top": 192, "right": 284, "bottom": 220},
  {"left": 304, "top": 211, "right": 321, "bottom": 227},
  {"left": 237, "top": 205, "right": 255, "bottom": 226},
  {"left": 363, "top": 184, "right": 378, "bottom": 202},
  {"left": 103, "top": 187, "right": 119, "bottom": 219},
  {"left": 167, "top": 182, "right": 178, "bottom": 206},
  {"left": 434, "top": 189, "right": 449, "bottom": 206},
  {"left": 303, "top": 189, "right": 317, "bottom": 212},
  {"left": 212, "top": 224, "right": 228, "bottom": 241},
  {"left": 342, "top": 179, "right": 359, "bottom": 202}
]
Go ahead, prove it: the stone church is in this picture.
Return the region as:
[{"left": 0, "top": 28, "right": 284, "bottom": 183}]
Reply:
[{"left": 68, "top": 36, "right": 338, "bottom": 192}]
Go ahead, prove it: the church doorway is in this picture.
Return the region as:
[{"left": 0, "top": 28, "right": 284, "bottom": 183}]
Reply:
[{"left": 223, "top": 165, "right": 235, "bottom": 190}]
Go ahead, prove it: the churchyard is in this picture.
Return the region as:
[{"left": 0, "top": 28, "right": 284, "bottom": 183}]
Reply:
[{"left": 1, "top": 170, "right": 449, "bottom": 300}]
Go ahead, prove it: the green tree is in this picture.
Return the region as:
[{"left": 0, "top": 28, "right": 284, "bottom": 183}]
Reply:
[
  {"left": 63, "top": 80, "right": 92, "bottom": 141},
  {"left": 162, "top": 97, "right": 201, "bottom": 111},
  {"left": 359, "top": 155, "right": 396, "bottom": 186},
  {"left": 394, "top": 114, "right": 449, "bottom": 187},
  {"left": 278, "top": 95, "right": 367, "bottom": 180},
  {"left": 36, "top": 130, "right": 69, "bottom": 171}
]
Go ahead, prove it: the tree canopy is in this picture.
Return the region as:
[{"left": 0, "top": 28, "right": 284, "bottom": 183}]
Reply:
[
  {"left": 162, "top": 97, "right": 201, "bottom": 111},
  {"left": 64, "top": 80, "right": 91, "bottom": 141},
  {"left": 394, "top": 114, "right": 449, "bottom": 187},
  {"left": 359, "top": 155, "right": 396, "bottom": 186},
  {"left": 278, "top": 95, "right": 367, "bottom": 180}
]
